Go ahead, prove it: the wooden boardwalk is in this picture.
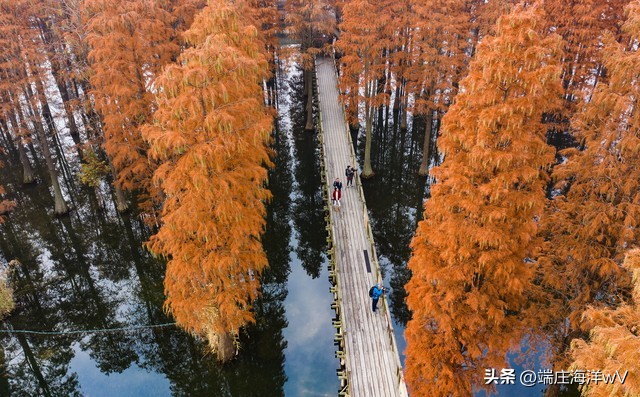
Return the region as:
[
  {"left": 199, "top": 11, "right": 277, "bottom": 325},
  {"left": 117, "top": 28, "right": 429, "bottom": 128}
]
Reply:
[{"left": 315, "top": 56, "right": 408, "bottom": 397}]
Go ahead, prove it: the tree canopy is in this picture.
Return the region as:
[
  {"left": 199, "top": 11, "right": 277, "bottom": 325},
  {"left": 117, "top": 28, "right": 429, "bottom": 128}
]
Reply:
[
  {"left": 142, "top": 0, "right": 273, "bottom": 360},
  {"left": 405, "top": 4, "right": 563, "bottom": 395}
]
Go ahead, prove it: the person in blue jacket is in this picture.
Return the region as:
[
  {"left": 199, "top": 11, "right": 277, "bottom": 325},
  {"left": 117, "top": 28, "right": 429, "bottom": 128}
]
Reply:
[{"left": 371, "top": 283, "right": 386, "bottom": 313}]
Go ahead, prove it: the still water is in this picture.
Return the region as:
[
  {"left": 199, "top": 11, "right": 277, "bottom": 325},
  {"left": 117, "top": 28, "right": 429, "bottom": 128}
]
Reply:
[{"left": 0, "top": 55, "right": 336, "bottom": 396}]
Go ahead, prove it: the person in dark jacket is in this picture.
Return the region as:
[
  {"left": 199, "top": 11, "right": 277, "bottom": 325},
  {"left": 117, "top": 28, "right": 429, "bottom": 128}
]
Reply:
[
  {"left": 333, "top": 178, "right": 343, "bottom": 192},
  {"left": 345, "top": 166, "right": 355, "bottom": 187},
  {"left": 371, "top": 283, "right": 386, "bottom": 313}
]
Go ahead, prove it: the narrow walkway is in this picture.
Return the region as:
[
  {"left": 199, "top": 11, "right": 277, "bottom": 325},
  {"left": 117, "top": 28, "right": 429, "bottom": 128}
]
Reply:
[{"left": 315, "top": 56, "right": 408, "bottom": 397}]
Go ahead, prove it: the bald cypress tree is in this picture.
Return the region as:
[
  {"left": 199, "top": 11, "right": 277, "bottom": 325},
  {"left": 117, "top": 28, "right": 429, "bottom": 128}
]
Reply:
[
  {"left": 569, "top": 249, "right": 640, "bottom": 397},
  {"left": 405, "top": 4, "right": 563, "bottom": 395},
  {"left": 286, "top": 0, "right": 335, "bottom": 130},
  {"left": 83, "top": 0, "right": 180, "bottom": 214},
  {"left": 337, "top": 0, "right": 393, "bottom": 177},
  {"left": 409, "top": 0, "right": 471, "bottom": 176},
  {"left": 0, "top": 0, "right": 69, "bottom": 214},
  {"left": 539, "top": 0, "right": 640, "bottom": 373},
  {"left": 142, "top": 0, "right": 273, "bottom": 361},
  {"left": 543, "top": 0, "right": 627, "bottom": 115},
  {"left": 570, "top": 249, "right": 640, "bottom": 397}
]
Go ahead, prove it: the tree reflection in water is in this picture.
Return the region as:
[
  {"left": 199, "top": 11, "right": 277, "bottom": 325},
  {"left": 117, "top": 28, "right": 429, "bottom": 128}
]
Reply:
[
  {"left": 358, "top": 107, "right": 430, "bottom": 331},
  {"left": 288, "top": 65, "right": 326, "bottom": 280}
]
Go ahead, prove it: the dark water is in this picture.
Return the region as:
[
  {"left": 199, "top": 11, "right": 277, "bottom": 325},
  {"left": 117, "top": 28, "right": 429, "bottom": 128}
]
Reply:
[{"left": 0, "top": 54, "right": 336, "bottom": 396}]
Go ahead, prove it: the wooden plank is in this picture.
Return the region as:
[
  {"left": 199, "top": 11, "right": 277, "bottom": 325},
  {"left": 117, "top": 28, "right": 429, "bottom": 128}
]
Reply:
[{"left": 316, "top": 55, "right": 408, "bottom": 397}]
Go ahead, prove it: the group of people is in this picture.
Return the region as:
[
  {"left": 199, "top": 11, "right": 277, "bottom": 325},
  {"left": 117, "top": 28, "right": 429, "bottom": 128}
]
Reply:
[
  {"left": 329, "top": 165, "right": 388, "bottom": 313},
  {"left": 331, "top": 165, "right": 356, "bottom": 210},
  {"left": 330, "top": 165, "right": 388, "bottom": 313}
]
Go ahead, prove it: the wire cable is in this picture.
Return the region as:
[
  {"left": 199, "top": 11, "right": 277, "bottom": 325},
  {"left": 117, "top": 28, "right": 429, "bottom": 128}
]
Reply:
[{"left": 0, "top": 322, "right": 177, "bottom": 336}]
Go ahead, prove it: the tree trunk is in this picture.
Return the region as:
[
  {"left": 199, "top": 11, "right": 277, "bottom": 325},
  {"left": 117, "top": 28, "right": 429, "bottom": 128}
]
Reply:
[
  {"left": 400, "top": 87, "right": 409, "bottom": 131},
  {"left": 36, "top": 17, "right": 84, "bottom": 158},
  {"left": 213, "top": 331, "right": 237, "bottom": 362},
  {"left": 304, "top": 68, "right": 314, "bottom": 131},
  {"left": 362, "top": 101, "right": 375, "bottom": 178},
  {"left": 55, "top": 76, "right": 83, "bottom": 158},
  {"left": 109, "top": 162, "right": 129, "bottom": 212},
  {"left": 0, "top": 121, "right": 17, "bottom": 159},
  {"left": 36, "top": 126, "right": 69, "bottom": 215},
  {"left": 32, "top": 77, "right": 72, "bottom": 176},
  {"left": 16, "top": 333, "right": 53, "bottom": 397},
  {"left": 0, "top": 95, "right": 18, "bottom": 159},
  {"left": 5, "top": 110, "right": 35, "bottom": 183},
  {"left": 17, "top": 139, "right": 35, "bottom": 184},
  {"left": 345, "top": 80, "right": 359, "bottom": 131},
  {"left": 267, "top": 75, "right": 277, "bottom": 108},
  {"left": 27, "top": 141, "right": 39, "bottom": 164},
  {"left": 362, "top": 78, "right": 376, "bottom": 178},
  {"left": 393, "top": 83, "right": 401, "bottom": 112},
  {"left": 418, "top": 111, "right": 434, "bottom": 176},
  {"left": 26, "top": 93, "right": 69, "bottom": 215}
]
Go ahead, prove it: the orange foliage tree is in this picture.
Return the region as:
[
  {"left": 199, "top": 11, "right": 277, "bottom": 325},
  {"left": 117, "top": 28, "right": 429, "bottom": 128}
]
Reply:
[
  {"left": 0, "top": 0, "right": 35, "bottom": 185},
  {"left": 337, "top": 0, "right": 393, "bottom": 177},
  {"left": 543, "top": 0, "right": 627, "bottom": 110},
  {"left": 286, "top": 0, "right": 335, "bottom": 129},
  {"left": 249, "top": 0, "right": 279, "bottom": 107},
  {"left": 142, "top": 0, "right": 273, "bottom": 361},
  {"left": 539, "top": 0, "right": 640, "bottom": 371},
  {"left": 386, "top": 0, "right": 412, "bottom": 131},
  {"left": 0, "top": 0, "right": 70, "bottom": 214},
  {"left": 83, "top": 0, "right": 181, "bottom": 213},
  {"left": 409, "top": 0, "right": 472, "bottom": 176},
  {"left": 569, "top": 248, "right": 640, "bottom": 397},
  {"left": 538, "top": 0, "right": 629, "bottom": 172},
  {"left": 405, "top": 4, "right": 563, "bottom": 396}
]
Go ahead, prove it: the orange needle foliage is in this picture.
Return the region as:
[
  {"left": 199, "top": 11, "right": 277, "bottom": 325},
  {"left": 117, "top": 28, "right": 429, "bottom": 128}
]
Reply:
[
  {"left": 142, "top": 0, "right": 273, "bottom": 361},
  {"left": 569, "top": 249, "right": 640, "bottom": 397},
  {"left": 286, "top": 0, "right": 335, "bottom": 66},
  {"left": 539, "top": 0, "right": 640, "bottom": 370},
  {"left": 337, "top": 0, "right": 392, "bottom": 177},
  {"left": 83, "top": 0, "right": 179, "bottom": 214},
  {"left": 542, "top": 0, "right": 627, "bottom": 106},
  {"left": 405, "top": 4, "right": 563, "bottom": 396}
]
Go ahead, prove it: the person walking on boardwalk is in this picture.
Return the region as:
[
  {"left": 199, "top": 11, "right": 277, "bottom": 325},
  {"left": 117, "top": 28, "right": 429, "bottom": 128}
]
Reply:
[
  {"left": 345, "top": 166, "right": 355, "bottom": 187},
  {"left": 370, "top": 283, "right": 386, "bottom": 313},
  {"left": 331, "top": 187, "right": 342, "bottom": 210},
  {"left": 333, "top": 177, "right": 343, "bottom": 192}
]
